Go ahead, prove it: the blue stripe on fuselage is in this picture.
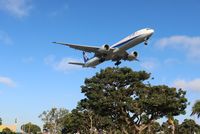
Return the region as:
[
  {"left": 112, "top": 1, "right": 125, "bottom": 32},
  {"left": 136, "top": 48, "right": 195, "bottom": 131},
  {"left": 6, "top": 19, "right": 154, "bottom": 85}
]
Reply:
[{"left": 112, "top": 34, "right": 143, "bottom": 48}]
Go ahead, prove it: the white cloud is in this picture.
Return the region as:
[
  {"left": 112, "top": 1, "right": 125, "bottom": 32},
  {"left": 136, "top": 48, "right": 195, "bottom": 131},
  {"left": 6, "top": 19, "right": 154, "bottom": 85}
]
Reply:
[
  {"left": 44, "top": 55, "right": 81, "bottom": 73},
  {"left": 0, "top": 0, "right": 33, "bottom": 18},
  {"left": 0, "top": 76, "right": 16, "bottom": 87},
  {"left": 55, "top": 58, "right": 80, "bottom": 72},
  {"left": 0, "top": 30, "right": 13, "bottom": 45},
  {"left": 155, "top": 35, "right": 200, "bottom": 60},
  {"left": 174, "top": 78, "right": 200, "bottom": 91}
]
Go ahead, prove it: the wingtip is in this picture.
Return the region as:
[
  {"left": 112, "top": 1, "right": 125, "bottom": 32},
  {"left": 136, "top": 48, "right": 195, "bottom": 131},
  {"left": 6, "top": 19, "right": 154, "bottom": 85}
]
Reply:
[{"left": 52, "top": 42, "right": 66, "bottom": 45}]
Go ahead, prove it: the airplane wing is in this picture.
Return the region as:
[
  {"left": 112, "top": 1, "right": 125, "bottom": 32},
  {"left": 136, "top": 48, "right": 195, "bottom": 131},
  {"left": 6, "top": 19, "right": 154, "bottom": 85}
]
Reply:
[
  {"left": 110, "top": 50, "right": 139, "bottom": 62},
  {"left": 53, "top": 42, "right": 106, "bottom": 53}
]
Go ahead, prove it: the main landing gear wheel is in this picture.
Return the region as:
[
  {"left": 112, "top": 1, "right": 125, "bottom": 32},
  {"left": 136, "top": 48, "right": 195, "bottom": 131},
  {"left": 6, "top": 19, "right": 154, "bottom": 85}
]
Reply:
[
  {"left": 144, "top": 37, "right": 149, "bottom": 45},
  {"left": 115, "top": 61, "right": 121, "bottom": 66},
  {"left": 99, "top": 58, "right": 105, "bottom": 63}
]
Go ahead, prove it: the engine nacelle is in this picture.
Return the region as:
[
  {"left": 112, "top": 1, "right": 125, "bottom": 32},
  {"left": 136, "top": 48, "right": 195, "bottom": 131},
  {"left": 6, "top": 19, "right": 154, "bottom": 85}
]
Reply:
[
  {"left": 98, "top": 44, "right": 110, "bottom": 53},
  {"left": 127, "top": 51, "right": 138, "bottom": 61}
]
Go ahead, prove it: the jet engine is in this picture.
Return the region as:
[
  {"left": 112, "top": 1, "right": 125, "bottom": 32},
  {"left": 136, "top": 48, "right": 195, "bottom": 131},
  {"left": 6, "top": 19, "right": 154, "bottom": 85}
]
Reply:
[
  {"left": 127, "top": 51, "right": 138, "bottom": 61},
  {"left": 98, "top": 44, "right": 110, "bottom": 53}
]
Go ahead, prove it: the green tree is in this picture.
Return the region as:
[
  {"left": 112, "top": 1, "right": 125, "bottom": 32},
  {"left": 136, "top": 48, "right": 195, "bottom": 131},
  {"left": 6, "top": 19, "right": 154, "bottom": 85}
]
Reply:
[
  {"left": 178, "top": 119, "right": 200, "bottom": 134},
  {"left": 21, "top": 122, "right": 41, "bottom": 134},
  {"left": 2, "top": 127, "right": 13, "bottom": 134},
  {"left": 142, "top": 121, "right": 161, "bottom": 134},
  {"left": 78, "top": 67, "right": 188, "bottom": 134},
  {"left": 39, "top": 108, "right": 69, "bottom": 134},
  {"left": 0, "top": 117, "right": 2, "bottom": 125},
  {"left": 134, "top": 85, "right": 187, "bottom": 133},
  {"left": 62, "top": 108, "right": 113, "bottom": 134},
  {"left": 61, "top": 109, "right": 86, "bottom": 134},
  {"left": 191, "top": 100, "right": 200, "bottom": 118},
  {"left": 161, "top": 119, "right": 179, "bottom": 134}
]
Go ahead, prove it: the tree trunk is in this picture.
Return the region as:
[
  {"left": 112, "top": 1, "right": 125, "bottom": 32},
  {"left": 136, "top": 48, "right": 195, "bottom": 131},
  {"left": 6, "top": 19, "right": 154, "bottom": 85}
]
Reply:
[
  {"left": 171, "top": 124, "right": 175, "bottom": 134},
  {"left": 89, "top": 115, "right": 93, "bottom": 134},
  {"left": 147, "top": 125, "right": 151, "bottom": 134},
  {"left": 134, "top": 124, "right": 148, "bottom": 134},
  {"left": 28, "top": 123, "right": 31, "bottom": 134},
  {"left": 167, "top": 117, "right": 175, "bottom": 134},
  {"left": 122, "top": 126, "right": 129, "bottom": 134},
  {"left": 108, "top": 128, "right": 114, "bottom": 134}
]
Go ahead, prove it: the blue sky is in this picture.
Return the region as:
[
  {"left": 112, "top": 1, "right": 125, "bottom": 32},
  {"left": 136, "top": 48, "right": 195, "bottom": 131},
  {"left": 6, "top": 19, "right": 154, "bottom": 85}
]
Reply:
[{"left": 0, "top": 0, "right": 200, "bottom": 130}]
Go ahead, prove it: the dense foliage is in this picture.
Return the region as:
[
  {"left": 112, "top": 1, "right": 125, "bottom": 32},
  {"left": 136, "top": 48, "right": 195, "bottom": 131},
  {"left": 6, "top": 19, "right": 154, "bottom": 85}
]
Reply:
[
  {"left": 60, "top": 67, "right": 188, "bottom": 134},
  {"left": 21, "top": 122, "right": 41, "bottom": 134},
  {"left": 178, "top": 119, "right": 200, "bottom": 133},
  {"left": 2, "top": 128, "right": 14, "bottom": 134},
  {"left": 191, "top": 100, "right": 200, "bottom": 118}
]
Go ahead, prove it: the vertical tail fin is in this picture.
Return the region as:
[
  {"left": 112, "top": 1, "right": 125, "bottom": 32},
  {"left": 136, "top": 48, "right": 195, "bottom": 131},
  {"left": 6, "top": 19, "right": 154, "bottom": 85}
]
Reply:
[{"left": 83, "top": 51, "right": 89, "bottom": 63}]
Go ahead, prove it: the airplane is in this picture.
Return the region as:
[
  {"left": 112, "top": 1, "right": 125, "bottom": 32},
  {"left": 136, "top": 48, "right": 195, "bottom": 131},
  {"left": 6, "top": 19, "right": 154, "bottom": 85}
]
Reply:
[{"left": 53, "top": 28, "right": 154, "bottom": 68}]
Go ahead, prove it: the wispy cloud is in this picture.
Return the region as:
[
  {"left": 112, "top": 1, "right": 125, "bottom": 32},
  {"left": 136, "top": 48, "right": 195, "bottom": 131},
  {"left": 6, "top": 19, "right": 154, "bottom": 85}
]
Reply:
[
  {"left": 0, "top": 76, "right": 16, "bottom": 87},
  {"left": 140, "top": 58, "right": 158, "bottom": 71},
  {"left": 0, "top": 30, "right": 13, "bottom": 45},
  {"left": 0, "top": 0, "right": 33, "bottom": 18},
  {"left": 155, "top": 35, "right": 200, "bottom": 60},
  {"left": 164, "top": 58, "right": 181, "bottom": 66},
  {"left": 22, "top": 56, "right": 34, "bottom": 64},
  {"left": 49, "top": 4, "right": 68, "bottom": 17},
  {"left": 173, "top": 78, "right": 200, "bottom": 91},
  {"left": 44, "top": 55, "right": 81, "bottom": 73}
]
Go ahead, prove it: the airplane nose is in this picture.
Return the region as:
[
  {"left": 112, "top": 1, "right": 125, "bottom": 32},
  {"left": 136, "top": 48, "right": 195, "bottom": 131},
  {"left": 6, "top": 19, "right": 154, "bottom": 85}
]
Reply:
[{"left": 150, "top": 29, "right": 154, "bottom": 34}]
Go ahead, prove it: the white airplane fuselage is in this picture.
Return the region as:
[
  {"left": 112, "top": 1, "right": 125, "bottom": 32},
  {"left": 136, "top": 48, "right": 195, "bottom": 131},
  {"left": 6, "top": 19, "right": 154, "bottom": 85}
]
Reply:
[{"left": 83, "top": 28, "right": 154, "bottom": 67}]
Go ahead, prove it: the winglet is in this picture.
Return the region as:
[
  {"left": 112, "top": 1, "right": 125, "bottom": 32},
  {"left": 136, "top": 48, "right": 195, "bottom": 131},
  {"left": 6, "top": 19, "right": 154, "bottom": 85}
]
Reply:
[
  {"left": 52, "top": 42, "right": 66, "bottom": 45},
  {"left": 52, "top": 41, "right": 60, "bottom": 44}
]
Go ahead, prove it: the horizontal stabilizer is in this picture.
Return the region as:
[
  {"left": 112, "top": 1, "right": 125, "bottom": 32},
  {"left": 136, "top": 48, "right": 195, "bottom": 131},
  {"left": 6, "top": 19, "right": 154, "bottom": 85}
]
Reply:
[
  {"left": 68, "top": 62, "right": 85, "bottom": 66},
  {"left": 135, "top": 58, "right": 140, "bottom": 62}
]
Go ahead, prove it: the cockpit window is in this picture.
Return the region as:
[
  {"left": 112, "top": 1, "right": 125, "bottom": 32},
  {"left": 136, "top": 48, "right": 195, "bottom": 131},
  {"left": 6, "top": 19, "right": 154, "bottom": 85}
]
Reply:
[{"left": 146, "top": 28, "right": 150, "bottom": 30}]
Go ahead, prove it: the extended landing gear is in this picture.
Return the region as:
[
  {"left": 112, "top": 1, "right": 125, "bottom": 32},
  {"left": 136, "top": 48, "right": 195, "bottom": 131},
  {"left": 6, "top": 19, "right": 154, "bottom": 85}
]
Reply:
[
  {"left": 144, "top": 37, "right": 149, "bottom": 45},
  {"left": 99, "top": 58, "right": 105, "bottom": 63},
  {"left": 115, "top": 61, "right": 121, "bottom": 66}
]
